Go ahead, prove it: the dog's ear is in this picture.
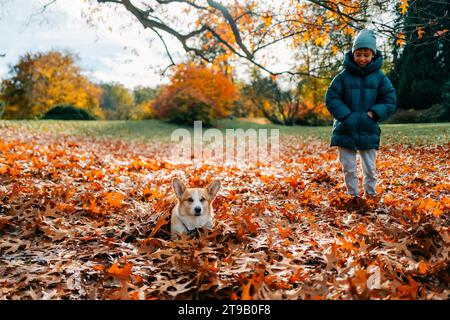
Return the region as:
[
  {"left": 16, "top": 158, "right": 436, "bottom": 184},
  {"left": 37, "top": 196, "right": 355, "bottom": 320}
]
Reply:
[
  {"left": 206, "top": 179, "right": 221, "bottom": 199},
  {"left": 172, "top": 178, "right": 186, "bottom": 199}
]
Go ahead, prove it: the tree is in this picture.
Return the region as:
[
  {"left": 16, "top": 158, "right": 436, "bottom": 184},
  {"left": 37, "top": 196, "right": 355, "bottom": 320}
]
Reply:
[
  {"left": 390, "top": 0, "right": 450, "bottom": 109},
  {"left": 129, "top": 85, "right": 158, "bottom": 120},
  {"left": 100, "top": 82, "right": 136, "bottom": 120},
  {"left": 130, "top": 99, "right": 155, "bottom": 120},
  {"left": 295, "top": 76, "right": 333, "bottom": 126},
  {"left": 0, "top": 51, "right": 102, "bottom": 119},
  {"left": 153, "top": 86, "right": 215, "bottom": 126},
  {"left": 152, "top": 63, "right": 238, "bottom": 125},
  {"left": 0, "top": 100, "right": 4, "bottom": 118},
  {"left": 243, "top": 66, "right": 333, "bottom": 126},
  {"left": 242, "top": 70, "right": 301, "bottom": 126},
  {"left": 231, "top": 80, "right": 263, "bottom": 118},
  {"left": 291, "top": 41, "right": 338, "bottom": 125},
  {"left": 133, "top": 85, "right": 157, "bottom": 105},
  {"left": 442, "top": 80, "right": 450, "bottom": 122},
  {"left": 87, "top": 0, "right": 449, "bottom": 78}
]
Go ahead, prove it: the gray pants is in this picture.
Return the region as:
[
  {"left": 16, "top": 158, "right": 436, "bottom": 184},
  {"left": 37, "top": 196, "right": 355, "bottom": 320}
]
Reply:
[{"left": 338, "top": 147, "right": 377, "bottom": 196}]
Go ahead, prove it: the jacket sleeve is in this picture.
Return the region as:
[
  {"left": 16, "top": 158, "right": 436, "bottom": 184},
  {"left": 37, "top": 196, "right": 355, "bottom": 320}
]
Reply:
[
  {"left": 369, "top": 75, "right": 397, "bottom": 122},
  {"left": 325, "top": 74, "right": 352, "bottom": 122}
]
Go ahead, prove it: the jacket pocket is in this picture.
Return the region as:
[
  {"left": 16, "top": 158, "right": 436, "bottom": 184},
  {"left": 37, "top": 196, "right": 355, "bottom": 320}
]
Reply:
[
  {"left": 335, "top": 112, "right": 356, "bottom": 133},
  {"left": 361, "top": 112, "right": 379, "bottom": 134}
]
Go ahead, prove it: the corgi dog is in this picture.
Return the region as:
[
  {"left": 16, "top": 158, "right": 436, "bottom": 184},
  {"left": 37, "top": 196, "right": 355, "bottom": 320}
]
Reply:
[{"left": 170, "top": 177, "right": 221, "bottom": 238}]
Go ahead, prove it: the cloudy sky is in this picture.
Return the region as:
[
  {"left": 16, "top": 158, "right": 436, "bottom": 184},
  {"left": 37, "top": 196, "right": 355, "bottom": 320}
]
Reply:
[{"left": 0, "top": 0, "right": 190, "bottom": 89}]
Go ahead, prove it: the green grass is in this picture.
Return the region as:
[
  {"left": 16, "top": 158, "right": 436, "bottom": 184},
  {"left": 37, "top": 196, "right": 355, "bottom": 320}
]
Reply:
[
  {"left": 218, "top": 119, "right": 450, "bottom": 146},
  {"left": 0, "top": 119, "right": 449, "bottom": 146}
]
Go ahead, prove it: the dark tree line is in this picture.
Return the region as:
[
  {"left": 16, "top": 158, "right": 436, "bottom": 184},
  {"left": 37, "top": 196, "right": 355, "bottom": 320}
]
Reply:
[{"left": 390, "top": 0, "right": 450, "bottom": 110}]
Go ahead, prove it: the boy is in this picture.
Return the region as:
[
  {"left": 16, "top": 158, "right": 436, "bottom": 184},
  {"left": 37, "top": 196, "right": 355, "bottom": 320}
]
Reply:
[{"left": 325, "top": 29, "right": 397, "bottom": 202}]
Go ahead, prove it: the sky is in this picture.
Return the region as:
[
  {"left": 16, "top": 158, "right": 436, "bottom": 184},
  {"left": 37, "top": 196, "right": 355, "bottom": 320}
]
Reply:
[{"left": 0, "top": 0, "right": 188, "bottom": 89}]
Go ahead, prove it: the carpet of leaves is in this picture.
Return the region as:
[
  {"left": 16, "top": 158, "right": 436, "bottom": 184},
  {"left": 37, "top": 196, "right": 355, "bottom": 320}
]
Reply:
[{"left": 0, "top": 127, "right": 449, "bottom": 300}]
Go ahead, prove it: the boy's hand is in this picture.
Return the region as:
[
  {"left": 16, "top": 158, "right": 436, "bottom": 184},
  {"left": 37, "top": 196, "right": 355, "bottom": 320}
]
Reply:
[{"left": 368, "top": 110, "right": 375, "bottom": 120}]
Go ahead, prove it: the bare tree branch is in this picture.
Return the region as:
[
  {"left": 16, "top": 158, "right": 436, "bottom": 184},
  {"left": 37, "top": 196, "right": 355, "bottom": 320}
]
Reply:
[
  {"left": 25, "top": 0, "right": 57, "bottom": 26},
  {"left": 206, "top": 0, "right": 253, "bottom": 58},
  {"left": 151, "top": 28, "right": 176, "bottom": 76},
  {"left": 99, "top": 0, "right": 211, "bottom": 63},
  {"left": 156, "top": 0, "right": 207, "bottom": 10}
]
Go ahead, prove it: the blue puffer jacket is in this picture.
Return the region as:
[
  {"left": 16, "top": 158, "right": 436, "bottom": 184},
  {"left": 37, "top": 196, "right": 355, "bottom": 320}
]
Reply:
[{"left": 325, "top": 50, "right": 397, "bottom": 150}]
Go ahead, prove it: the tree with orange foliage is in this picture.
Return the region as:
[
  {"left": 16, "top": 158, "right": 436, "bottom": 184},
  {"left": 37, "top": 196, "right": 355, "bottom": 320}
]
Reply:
[
  {"left": 152, "top": 63, "right": 238, "bottom": 126},
  {"left": 0, "top": 51, "right": 103, "bottom": 119},
  {"left": 295, "top": 76, "right": 333, "bottom": 126}
]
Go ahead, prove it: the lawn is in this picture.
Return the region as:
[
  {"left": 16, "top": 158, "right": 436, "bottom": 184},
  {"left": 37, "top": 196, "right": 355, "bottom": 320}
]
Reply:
[{"left": 1, "top": 119, "right": 449, "bottom": 146}]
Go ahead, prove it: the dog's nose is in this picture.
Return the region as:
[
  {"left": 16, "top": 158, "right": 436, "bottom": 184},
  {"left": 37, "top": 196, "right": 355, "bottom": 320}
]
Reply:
[{"left": 194, "top": 206, "right": 202, "bottom": 215}]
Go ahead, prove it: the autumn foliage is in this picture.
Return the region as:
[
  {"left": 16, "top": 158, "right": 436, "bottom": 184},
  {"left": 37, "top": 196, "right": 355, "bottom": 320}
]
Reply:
[
  {"left": 0, "top": 124, "right": 448, "bottom": 300},
  {"left": 0, "top": 51, "right": 103, "bottom": 119},
  {"left": 152, "top": 63, "right": 239, "bottom": 125},
  {"left": 296, "top": 77, "right": 333, "bottom": 125}
]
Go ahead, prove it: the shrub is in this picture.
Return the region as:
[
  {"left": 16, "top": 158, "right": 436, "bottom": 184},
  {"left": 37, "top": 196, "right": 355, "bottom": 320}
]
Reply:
[
  {"left": 442, "top": 80, "right": 450, "bottom": 121},
  {"left": 386, "top": 104, "right": 449, "bottom": 124},
  {"left": 42, "top": 104, "right": 96, "bottom": 120},
  {"left": 295, "top": 102, "right": 333, "bottom": 126},
  {"left": 153, "top": 88, "right": 215, "bottom": 126}
]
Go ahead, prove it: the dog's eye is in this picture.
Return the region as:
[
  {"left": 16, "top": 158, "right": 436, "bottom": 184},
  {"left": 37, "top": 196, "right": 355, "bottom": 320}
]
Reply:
[
  {"left": 187, "top": 197, "right": 194, "bottom": 202},
  {"left": 200, "top": 197, "right": 205, "bottom": 202}
]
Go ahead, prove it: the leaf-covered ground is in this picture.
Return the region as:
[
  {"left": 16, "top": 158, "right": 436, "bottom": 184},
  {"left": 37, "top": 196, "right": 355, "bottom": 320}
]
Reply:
[{"left": 0, "top": 124, "right": 449, "bottom": 300}]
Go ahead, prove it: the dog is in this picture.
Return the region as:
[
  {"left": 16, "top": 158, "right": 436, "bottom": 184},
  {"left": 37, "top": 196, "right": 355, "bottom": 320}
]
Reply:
[{"left": 170, "top": 177, "right": 221, "bottom": 238}]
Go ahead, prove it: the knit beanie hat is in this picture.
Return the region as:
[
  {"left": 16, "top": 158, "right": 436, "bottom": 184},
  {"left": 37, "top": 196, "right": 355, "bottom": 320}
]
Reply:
[{"left": 352, "top": 29, "right": 377, "bottom": 54}]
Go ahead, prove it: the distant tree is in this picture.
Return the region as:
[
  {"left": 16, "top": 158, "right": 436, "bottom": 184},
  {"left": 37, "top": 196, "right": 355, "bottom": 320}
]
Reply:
[
  {"left": 242, "top": 70, "right": 302, "bottom": 126},
  {"left": 153, "top": 63, "right": 238, "bottom": 125},
  {"left": 295, "top": 77, "right": 333, "bottom": 126},
  {"left": 243, "top": 68, "right": 332, "bottom": 126},
  {"left": 0, "top": 51, "right": 103, "bottom": 119},
  {"left": 291, "top": 41, "right": 339, "bottom": 125},
  {"left": 130, "top": 99, "right": 155, "bottom": 120},
  {"left": 154, "top": 86, "right": 215, "bottom": 126},
  {"left": 442, "top": 80, "right": 450, "bottom": 122},
  {"left": 232, "top": 80, "right": 263, "bottom": 118},
  {"left": 0, "top": 100, "right": 4, "bottom": 118},
  {"left": 100, "top": 82, "right": 135, "bottom": 120},
  {"left": 133, "top": 86, "right": 157, "bottom": 105},
  {"left": 130, "top": 86, "right": 158, "bottom": 120},
  {"left": 390, "top": 0, "right": 450, "bottom": 110}
]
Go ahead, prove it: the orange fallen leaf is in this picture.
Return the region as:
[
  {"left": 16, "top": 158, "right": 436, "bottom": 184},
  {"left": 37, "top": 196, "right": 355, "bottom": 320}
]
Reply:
[
  {"left": 277, "top": 223, "right": 293, "bottom": 238},
  {"left": 149, "top": 212, "right": 170, "bottom": 237},
  {"left": 241, "top": 282, "right": 253, "bottom": 300},
  {"left": 418, "top": 261, "right": 428, "bottom": 274},
  {"left": 107, "top": 258, "right": 133, "bottom": 280},
  {"left": 105, "top": 191, "right": 125, "bottom": 208}
]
